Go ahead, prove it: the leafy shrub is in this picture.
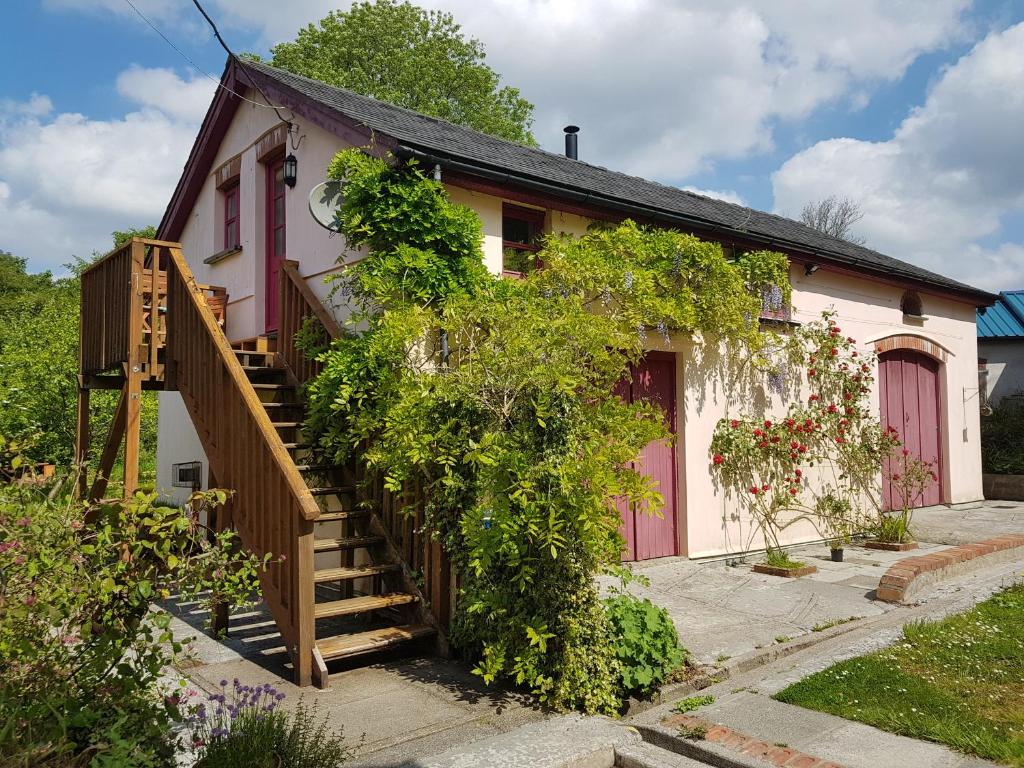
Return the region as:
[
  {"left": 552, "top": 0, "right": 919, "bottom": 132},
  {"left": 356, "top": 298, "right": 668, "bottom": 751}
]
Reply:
[
  {"left": 981, "top": 395, "right": 1024, "bottom": 474},
  {"left": 874, "top": 513, "right": 913, "bottom": 544},
  {"left": 302, "top": 149, "right": 788, "bottom": 713},
  {"left": 185, "top": 681, "right": 351, "bottom": 768},
  {"left": 0, "top": 479, "right": 267, "bottom": 766},
  {"left": 604, "top": 593, "right": 686, "bottom": 698}
]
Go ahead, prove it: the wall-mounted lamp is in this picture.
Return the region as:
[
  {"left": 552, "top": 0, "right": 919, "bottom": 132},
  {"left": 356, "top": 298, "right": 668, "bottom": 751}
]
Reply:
[
  {"left": 283, "top": 153, "right": 298, "bottom": 188},
  {"left": 804, "top": 263, "right": 820, "bottom": 276}
]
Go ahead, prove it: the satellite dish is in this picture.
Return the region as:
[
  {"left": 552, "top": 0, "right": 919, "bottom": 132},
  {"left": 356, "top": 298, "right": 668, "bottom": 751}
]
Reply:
[{"left": 308, "top": 180, "right": 344, "bottom": 233}]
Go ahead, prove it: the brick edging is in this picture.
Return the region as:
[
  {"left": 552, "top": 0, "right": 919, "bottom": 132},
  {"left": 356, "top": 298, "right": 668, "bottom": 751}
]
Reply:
[
  {"left": 663, "top": 713, "right": 844, "bottom": 767},
  {"left": 876, "top": 534, "right": 1024, "bottom": 603}
]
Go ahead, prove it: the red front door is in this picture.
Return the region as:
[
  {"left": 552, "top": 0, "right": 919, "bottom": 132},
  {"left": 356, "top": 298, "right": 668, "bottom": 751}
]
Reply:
[
  {"left": 618, "top": 352, "right": 678, "bottom": 561},
  {"left": 879, "top": 349, "right": 944, "bottom": 508},
  {"left": 265, "top": 157, "right": 287, "bottom": 333}
]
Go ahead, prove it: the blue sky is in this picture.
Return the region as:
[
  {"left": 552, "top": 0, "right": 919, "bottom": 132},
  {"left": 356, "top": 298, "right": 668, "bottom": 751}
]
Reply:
[{"left": 2, "top": 1, "right": 1023, "bottom": 289}]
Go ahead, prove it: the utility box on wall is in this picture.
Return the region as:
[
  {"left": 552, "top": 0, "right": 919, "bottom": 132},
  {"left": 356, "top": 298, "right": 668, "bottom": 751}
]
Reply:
[{"left": 171, "top": 461, "right": 203, "bottom": 492}]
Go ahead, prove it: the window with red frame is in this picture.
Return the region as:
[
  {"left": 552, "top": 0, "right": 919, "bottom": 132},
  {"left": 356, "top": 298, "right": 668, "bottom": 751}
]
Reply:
[
  {"left": 501, "top": 203, "right": 545, "bottom": 276},
  {"left": 223, "top": 183, "right": 240, "bottom": 250}
]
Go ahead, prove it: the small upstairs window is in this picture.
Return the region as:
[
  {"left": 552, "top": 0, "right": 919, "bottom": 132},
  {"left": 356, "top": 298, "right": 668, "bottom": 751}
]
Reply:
[
  {"left": 502, "top": 203, "right": 545, "bottom": 276},
  {"left": 901, "top": 290, "right": 923, "bottom": 317},
  {"left": 223, "top": 182, "right": 240, "bottom": 250}
]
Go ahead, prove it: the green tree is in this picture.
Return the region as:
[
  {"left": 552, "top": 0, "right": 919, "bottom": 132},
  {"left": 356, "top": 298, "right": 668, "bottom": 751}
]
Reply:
[
  {"left": 112, "top": 225, "right": 157, "bottom": 250},
  {"left": 0, "top": 233, "right": 158, "bottom": 470},
  {"left": 268, "top": 0, "right": 536, "bottom": 145}
]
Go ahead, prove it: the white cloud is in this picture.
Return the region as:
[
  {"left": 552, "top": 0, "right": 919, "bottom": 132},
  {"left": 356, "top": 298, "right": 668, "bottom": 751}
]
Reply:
[
  {"left": 772, "top": 22, "right": 1024, "bottom": 291},
  {"left": 116, "top": 66, "right": 216, "bottom": 123},
  {"left": 0, "top": 69, "right": 214, "bottom": 272},
  {"left": 49, "top": 0, "right": 970, "bottom": 179}
]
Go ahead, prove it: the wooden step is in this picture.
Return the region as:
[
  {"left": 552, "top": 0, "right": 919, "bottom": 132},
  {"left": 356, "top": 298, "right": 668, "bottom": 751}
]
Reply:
[
  {"left": 315, "top": 509, "right": 370, "bottom": 522},
  {"left": 309, "top": 486, "right": 355, "bottom": 496},
  {"left": 281, "top": 442, "right": 311, "bottom": 451},
  {"left": 270, "top": 421, "right": 301, "bottom": 429},
  {"left": 233, "top": 348, "right": 275, "bottom": 359},
  {"left": 314, "top": 563, "right": 400, "bottom": 583},
  {"left": 296, "top": 463, "right": 341, "bottom": 473},
  {"left": 314, "top": 592, "right": 417, "bottom": 619},
  {"left": 261, "top": 401, "right": 303, "bottom": 410},
  {"left": 251, "top": 382, "right": 292, "bottom": 391},
  {"left": 317, "top": 624, "right": 436, "bottom": 661},
  {"left": 313, "top": 535, "right": 384, "bottom": 552}
]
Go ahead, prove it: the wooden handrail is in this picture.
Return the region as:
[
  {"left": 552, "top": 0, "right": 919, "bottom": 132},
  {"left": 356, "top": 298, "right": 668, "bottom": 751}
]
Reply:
[
  {"left": 163, "top": 243, "right": 319, "bottom": 685},
  {"left": 278, "top": 260, "right": 342, "bottom": 385}
]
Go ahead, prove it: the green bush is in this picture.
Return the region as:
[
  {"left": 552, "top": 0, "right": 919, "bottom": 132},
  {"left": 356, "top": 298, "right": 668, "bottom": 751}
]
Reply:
[
  {"left": 0, "top": 478, "right": 267, "bottom": 766},
  {"left": 981, "top": 396, "right": 1024, "bottom": 474},
  {"left": 604, "top": 593, "right": 686, "bottom": 698},
  {"left": 302, "top": 149, "right": 788, "bottom": 713}
]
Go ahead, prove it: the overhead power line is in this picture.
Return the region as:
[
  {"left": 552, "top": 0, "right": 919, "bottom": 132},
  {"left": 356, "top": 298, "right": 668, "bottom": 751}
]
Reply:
[{"left": 121, "top": 0, "right": 293, "bottom": 122}]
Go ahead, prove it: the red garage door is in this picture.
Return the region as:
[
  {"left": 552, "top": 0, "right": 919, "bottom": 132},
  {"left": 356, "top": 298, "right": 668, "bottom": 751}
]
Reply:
[
  {"left": 616, "top": 352, "right": 678, "bottom": 561},
  {"left": 879, "top": 349, "right": 944, "bottom": 509}
]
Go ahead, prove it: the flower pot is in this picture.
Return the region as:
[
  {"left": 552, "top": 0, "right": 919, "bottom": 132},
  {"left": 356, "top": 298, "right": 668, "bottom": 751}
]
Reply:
[{"left": 830, "top": 548, "right": 844, "bottom": 562}]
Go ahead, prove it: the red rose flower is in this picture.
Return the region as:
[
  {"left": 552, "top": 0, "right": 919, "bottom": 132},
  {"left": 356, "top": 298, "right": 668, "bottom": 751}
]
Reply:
[
  {"left": 794, "top": 469, "right": 803, "bottom": 478},
  {"left": 730, "top": 419, "right": 740, "bottom": 428},
  {"left": 712, "top": 454, "right": 724, "bottom": 465},
  {"left": 761, "top": 484, "right": 770, "bottom": 492},
  {"left": 789, "top": 487, "right": 798, "bottom": 495}
]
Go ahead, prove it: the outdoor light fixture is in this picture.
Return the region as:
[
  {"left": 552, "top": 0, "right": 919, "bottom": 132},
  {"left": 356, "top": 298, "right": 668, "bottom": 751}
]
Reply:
[
  {"left": 283, "top": 153, "right": 298, "bottom": 188},
  {"left": 805, "top": 263, "right": 820, "bottom": 276}
]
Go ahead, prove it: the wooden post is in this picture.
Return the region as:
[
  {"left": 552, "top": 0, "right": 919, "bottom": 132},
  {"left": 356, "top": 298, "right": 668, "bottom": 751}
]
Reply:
[
  {"left": 123, "top": 240, "right": 146, "bottom": 498},
  {"left": 296, "top": 519, "right": 316, "bottom": 688},
  {"left": 74, "top": 385, "right": 90, "bottom": 500},
  {"left": 208, "top": 468, "right": 231, "bottom": 637}
]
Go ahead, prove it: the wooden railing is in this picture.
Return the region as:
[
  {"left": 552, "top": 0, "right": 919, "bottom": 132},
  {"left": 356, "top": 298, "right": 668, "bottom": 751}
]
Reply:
[
  {"left": 80, "top": 240, "right": 143, "bottom": 376},
  {"left": 278, "top": 260, "right": 343, "bottom": 384},
  {"left": 369, "top": 478, "right": 454, "bottom": 631},
  {"left": 278, "top": 259, "right": 453, "bottom": 633},
  {"left": 163, "top": 243, "right": 320, "bottom": 686}
]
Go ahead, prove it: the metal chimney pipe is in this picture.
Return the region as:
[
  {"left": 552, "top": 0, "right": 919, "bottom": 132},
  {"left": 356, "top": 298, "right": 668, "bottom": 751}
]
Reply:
[{"left": 564, "top": 125, "right": 579, "bottom": 160}]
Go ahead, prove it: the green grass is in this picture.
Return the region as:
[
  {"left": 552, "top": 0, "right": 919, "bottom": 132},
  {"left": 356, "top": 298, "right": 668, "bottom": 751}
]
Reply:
[{"left": 775, "top": 585, "right": 1024, "bottom": 765}]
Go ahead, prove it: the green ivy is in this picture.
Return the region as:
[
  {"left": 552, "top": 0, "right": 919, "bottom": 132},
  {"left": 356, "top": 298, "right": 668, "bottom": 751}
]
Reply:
[{"left": 302, "top": 148, "right": 790, "bottom": 713}]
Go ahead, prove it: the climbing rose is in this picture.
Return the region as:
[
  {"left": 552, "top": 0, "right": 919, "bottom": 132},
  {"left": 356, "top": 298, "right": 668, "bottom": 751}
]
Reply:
[{"left": 712, "top": 454, "right": 724, "bottom": 465}]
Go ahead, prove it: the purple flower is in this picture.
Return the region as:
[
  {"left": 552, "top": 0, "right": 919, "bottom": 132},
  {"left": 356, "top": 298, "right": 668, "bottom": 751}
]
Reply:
[{"left": 15, "top": 517, "right": 30, "bottom": 528}]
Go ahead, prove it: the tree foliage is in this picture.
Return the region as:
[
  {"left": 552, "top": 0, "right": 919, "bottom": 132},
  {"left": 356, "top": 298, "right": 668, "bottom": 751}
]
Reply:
[
  {"left": 268, "top": 0, "right": 536, "bottom": 145},
  {"left": 0, "top": 236, "right": 157, "bottom": 470},
  {"left": 799, "top": 196, "right": 866, "bottom": 245},
  {"left": 300, "top": 149, "right": 790, "bottom": 712}
]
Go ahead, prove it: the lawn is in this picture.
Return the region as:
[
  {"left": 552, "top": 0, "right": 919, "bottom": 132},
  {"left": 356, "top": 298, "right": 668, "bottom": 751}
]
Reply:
[{"left": 775, "top": 584, "right": 1024, "bottom": 766}]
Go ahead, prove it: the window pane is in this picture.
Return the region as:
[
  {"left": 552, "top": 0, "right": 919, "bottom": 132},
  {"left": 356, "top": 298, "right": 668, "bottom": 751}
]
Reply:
[
  {"left": 226, "top": 190, "right": 238, "bottom": 219},
  {"left": 274, "top": 197, "right": 284, "bottom": 225},
  {"left": 226, "top": 221, "right": 238, "bottom": 248},
  {"left": 274, "top": 165, "right": 285, "bottom": 194},
  {"left": 274, "top": 227, "right": 285, "bottom": 257},
  {"left": 502, "top": 216, "right": 533, "bottom": 245},
  {"left": 503, "top": 246, "right": 536, "bottom": 275}
]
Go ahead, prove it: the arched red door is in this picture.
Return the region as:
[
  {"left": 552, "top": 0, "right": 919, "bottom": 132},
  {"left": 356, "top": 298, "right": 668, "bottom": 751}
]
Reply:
[
  {"left": 878, "top": 349, "right": 944, "bottom": 508},
  {"left": 616, "top": 352, "right": 678, "bottom": 561}
]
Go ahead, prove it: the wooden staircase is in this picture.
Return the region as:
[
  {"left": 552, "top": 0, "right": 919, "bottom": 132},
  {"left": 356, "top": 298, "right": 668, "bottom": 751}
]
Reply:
[
  {"left": 232, "top": 344, "right": 435, "bottom": 673},
  {"left": 77, "top": 240, "right": 448, "bottom": 688}
]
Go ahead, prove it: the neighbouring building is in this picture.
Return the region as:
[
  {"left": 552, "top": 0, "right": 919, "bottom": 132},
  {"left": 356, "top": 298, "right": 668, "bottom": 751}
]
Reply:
[{"left": 978, "top": 291, "right": 1024, "bottom": 406}]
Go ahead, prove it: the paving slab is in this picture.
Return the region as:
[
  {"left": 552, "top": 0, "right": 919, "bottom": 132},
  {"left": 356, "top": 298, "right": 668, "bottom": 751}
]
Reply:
[
  {"left": 410, "top": 714, "right": 640, "bottom": 768},
  {"left": 912, "top": 501, "right": 1024, "bottom": 545}
]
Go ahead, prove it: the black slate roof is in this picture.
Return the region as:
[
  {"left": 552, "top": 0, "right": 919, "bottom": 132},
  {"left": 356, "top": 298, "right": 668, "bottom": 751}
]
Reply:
[{"left": 242, "top": 60, "right": 994, "bottom": 304}]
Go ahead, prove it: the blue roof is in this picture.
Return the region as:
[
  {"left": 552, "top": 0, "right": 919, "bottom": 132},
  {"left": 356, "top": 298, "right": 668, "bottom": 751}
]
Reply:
[{"left": 978, "top": 291, "right": 1024, "bottom": 338}]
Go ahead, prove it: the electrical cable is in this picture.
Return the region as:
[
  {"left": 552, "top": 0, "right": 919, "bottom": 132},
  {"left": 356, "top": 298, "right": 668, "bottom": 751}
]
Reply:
[{"left": 121, "top": 0, "right": 293, "bottom": 123}]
